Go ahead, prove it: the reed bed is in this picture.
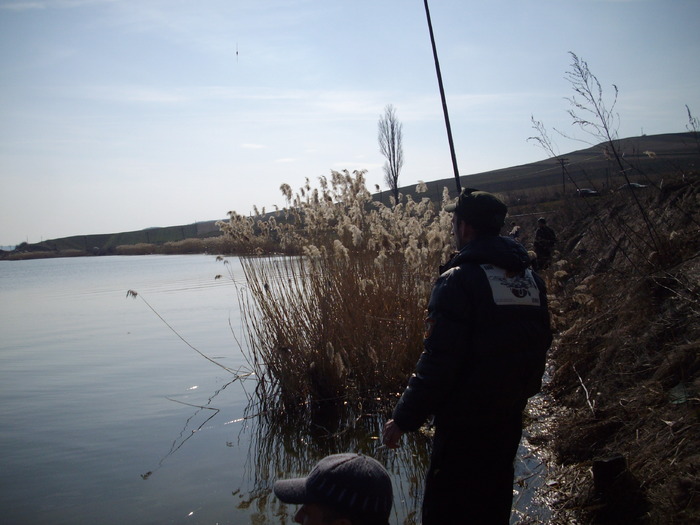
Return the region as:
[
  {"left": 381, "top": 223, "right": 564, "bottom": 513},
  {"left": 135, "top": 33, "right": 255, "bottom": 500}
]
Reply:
[{"left": 219, "top": 170, "right": 456, "bottom": 414}]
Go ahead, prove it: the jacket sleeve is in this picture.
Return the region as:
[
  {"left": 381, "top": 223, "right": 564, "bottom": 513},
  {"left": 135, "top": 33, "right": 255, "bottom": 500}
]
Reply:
[{"left": 392, "top": 268, "right": 472, "bottom": 431}]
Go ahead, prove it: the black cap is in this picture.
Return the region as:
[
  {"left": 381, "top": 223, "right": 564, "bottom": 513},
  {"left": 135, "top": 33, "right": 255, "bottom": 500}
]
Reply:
[
  {"left": 445, "top": 188, "right": 507, "bottom": 233},
  {"left": 273, "top": 453, "right": 393, "bottom": 524}
]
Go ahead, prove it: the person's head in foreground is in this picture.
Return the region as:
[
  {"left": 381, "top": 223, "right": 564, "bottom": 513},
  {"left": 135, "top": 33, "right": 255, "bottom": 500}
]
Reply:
[
  {"left": 273, "top": 452, "right": 393, "bottom": 525},
  {"left": 445, "top": 188, "right": 508, "bottom": 249}
]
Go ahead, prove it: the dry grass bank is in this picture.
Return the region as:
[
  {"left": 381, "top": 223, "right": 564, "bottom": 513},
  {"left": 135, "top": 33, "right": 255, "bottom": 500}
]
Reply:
[
  {"left": 534, "top": 175, "right": 700, "bottom": 524},
  {"left": 2, "top": 249, "right": 86, "bottom": 260},
  {"left": 113, "top": 236, "right": 232, "bottom": 255}
]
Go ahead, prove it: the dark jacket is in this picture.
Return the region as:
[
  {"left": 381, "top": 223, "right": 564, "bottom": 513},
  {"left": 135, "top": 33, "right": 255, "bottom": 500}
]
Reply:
[
  {"left": 392, "top": 235, "right": 552, "bottom": 432},
  {"left": 534, "top": 225, "right": 556, "bottom": 250}
]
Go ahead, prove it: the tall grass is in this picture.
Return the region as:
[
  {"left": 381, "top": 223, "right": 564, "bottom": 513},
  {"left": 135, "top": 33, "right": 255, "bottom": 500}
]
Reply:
[{"left": 218, "top": 170, "right": 455, "bottom": 414}]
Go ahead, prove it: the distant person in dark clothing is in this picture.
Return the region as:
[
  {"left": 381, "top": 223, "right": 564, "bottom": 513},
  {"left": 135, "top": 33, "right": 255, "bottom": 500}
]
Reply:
[
  {"left": 533, "top": 217, "right": 556, "bottom": 270},
  {"left": 273, "top": 452, "right": 393, "bottom": 525},
  {"left": 382, "top": 189, "right": 552, "bottom": 524}
]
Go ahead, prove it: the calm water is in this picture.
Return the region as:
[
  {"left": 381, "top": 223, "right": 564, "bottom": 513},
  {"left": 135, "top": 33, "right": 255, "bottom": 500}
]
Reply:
[
  {"left": 0, "top": 255, "right": 549, "bottom": 524},
  {"left": 1, "top": 255, "right": 259, "bottom": 524}
]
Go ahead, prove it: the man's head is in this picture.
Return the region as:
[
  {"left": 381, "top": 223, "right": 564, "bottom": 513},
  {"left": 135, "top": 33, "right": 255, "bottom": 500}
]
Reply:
[
  {"left": 538, "top": 217, "right": 547, "bottom": 225},
  {"left": 445, "top": 188, "right": 507, "bottom": 248},
  {"left": 273, "top": 453, "right": 393, "bottom": 525}
]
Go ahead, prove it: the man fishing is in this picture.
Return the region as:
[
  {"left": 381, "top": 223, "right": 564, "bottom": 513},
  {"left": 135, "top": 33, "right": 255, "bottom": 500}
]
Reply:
[{"left": 383, "top": 188, "right": 552, "bottom": 524}]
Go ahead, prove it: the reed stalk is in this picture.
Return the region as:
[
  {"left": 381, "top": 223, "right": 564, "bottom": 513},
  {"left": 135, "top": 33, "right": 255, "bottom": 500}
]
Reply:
[{"left": 220, "top": 170, "right": 456, "bottom": 414}]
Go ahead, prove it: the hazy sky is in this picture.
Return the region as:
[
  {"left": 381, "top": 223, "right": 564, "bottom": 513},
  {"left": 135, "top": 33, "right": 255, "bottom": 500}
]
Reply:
[{"left": 1, "top": 0, "right": 698, "bottom": 246}]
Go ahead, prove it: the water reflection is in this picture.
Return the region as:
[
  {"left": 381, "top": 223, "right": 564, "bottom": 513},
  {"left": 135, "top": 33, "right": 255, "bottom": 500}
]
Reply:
[
  {"left": 140, "top": 378, "right": 239, "bottom": 481},
  {"left": 144, "top": 379, "right": 432, "bottom": 523},
  {"left": 239, "top": 401, "right": 432, "bottom": 524},
  {"left": 144, "top": 381, "right": 552, "bottom": 524}
]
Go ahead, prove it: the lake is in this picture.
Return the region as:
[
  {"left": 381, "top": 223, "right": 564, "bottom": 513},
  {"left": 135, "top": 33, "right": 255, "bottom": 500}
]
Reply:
[{"left": 0, "top": 254, "right": 550, "bottom": 524}]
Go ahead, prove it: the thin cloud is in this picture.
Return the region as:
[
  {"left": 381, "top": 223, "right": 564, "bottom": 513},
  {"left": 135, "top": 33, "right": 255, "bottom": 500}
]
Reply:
[
  {"left": 333, "top": 161, "right": 382, "bottom": 170},
  {"left": 77, "top": 86, "right": 190, "bottom": 104},
  {"left": 0, "top": 0, "right": 116, "bottom": 10},
  {"left": 72, "top": 85, "right": 309, "bottom": 105}
]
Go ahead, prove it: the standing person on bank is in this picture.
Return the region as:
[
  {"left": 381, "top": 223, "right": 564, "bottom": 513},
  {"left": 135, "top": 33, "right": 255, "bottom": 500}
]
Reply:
[
  {"left": 533, "top": 217, "right": 557, "bottom": 270},
  {"left": 382, "top": 189, "right": 552, "bottom": 525}
]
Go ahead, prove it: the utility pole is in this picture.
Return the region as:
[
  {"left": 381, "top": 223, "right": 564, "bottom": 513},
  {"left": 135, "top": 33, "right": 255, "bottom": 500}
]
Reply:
[{"left": 558, "top": 157, "right": 569, "bottom": 195}]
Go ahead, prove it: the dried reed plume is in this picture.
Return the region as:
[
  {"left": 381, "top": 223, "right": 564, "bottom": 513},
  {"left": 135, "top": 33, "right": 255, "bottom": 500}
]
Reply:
[{"left": 218, "top": 170, "right": 455, "bottom": 415}]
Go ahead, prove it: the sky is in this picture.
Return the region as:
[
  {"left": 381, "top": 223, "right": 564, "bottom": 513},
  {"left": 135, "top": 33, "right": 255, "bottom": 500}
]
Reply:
[{"left": 1, "top": 0, "right": 699, "bottom": 247}]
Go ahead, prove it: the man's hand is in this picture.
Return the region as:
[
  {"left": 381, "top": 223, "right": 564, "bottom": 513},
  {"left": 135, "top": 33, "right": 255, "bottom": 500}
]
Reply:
[{"left": 382, "top": 419, "right": 404, "bottom": 449}]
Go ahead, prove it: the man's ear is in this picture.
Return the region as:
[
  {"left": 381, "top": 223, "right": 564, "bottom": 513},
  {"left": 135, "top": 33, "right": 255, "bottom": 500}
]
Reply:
[
  {"left": 458, "top": 221, "right": 478, "bottom": 246},
  {"left": 456, "top": 218, "right": 466, "bottom": 236}
]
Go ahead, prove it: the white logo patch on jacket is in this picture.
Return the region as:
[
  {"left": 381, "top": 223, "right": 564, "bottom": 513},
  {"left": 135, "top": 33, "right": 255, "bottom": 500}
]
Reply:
[{"left": 480, "top": 264, "right": 541, "bottom": 306}]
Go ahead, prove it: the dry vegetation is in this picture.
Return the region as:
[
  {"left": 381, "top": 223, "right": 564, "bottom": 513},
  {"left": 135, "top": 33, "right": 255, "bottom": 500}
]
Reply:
[
  {"left": 516, "top": 56, "right": 699, "bottom": 525},
  {"left": 2, "top": 248, "right": 86, "bottom": 260},
  {"left": 531, "top": 175, "right": 700, "bottom": 524},
  {"left": 217, "top": 170, "right": 457, "bottom": 415},
  {"left": 113, "top": 236, "right": 232, "bottom": 255},
  {"left": 218, "top": 163, "right": 700, "bottom": 524}
]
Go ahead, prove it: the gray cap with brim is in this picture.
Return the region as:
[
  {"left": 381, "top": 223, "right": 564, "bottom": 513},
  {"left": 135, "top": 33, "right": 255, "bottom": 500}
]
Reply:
[{"left": 273, "top": 453, "right": 392, "bottom": 524}]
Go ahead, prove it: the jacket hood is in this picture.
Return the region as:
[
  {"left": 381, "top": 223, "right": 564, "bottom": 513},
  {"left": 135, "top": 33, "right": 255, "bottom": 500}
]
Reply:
[{"left": 449, "top": 235, "right": 532, "bottom": 273}]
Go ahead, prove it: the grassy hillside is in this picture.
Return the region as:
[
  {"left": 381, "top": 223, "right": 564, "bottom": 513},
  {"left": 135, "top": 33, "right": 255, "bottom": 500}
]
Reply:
[
  {"left": 2, "top": 220, "right": 223, "bottom": 260},
  {"left": 413, "top": 132, "right": 698, "bottom": 204}
]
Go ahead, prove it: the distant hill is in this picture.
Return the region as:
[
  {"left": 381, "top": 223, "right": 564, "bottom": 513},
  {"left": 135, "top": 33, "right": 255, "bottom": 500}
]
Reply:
[
  {"left": 3, "top": 220, "right": 224, "bottom": 258},
  {"left": 374, "top": 131, "right": 698, "bottom": 206},
  {"left": 4, "top": 132, "right": 697, "bottom": 259}
]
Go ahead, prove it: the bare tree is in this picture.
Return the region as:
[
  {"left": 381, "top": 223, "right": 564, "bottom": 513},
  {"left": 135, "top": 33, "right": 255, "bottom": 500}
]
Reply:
[
  {"left": 529, "top": 52, "right": 662, "bottom": 266},
  {"left": 378, "top": 104, "right": 404, "bottom": 204},
  {"left": 558, "top": 52, "right": 621, "bottom": 150}
]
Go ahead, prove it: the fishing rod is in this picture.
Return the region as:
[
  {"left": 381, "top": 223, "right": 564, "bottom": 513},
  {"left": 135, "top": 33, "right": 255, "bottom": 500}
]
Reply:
[{"left": 423, "top": 0, "right": 461, "bottom": 194}]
